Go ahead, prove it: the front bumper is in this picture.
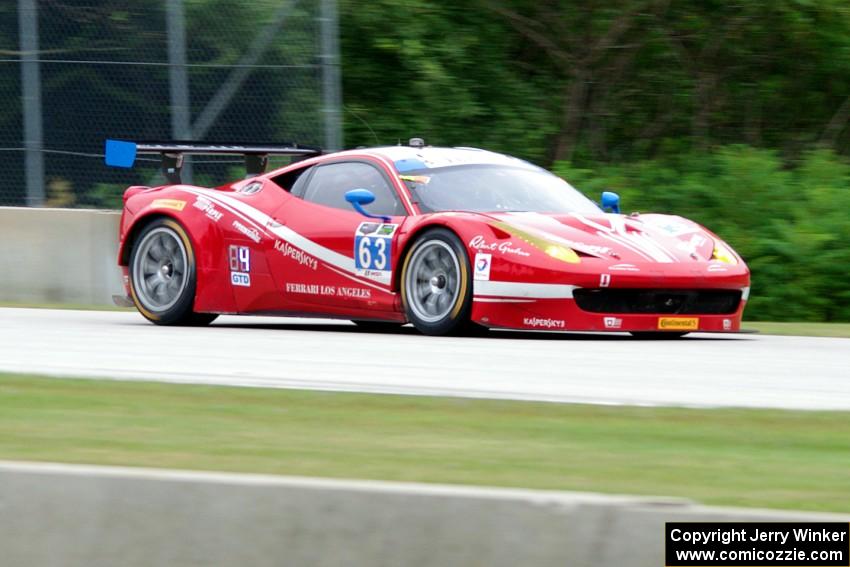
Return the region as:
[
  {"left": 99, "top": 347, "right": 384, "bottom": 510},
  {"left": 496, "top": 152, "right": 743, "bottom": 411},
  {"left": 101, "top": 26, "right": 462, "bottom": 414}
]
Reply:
[{"left": 471, "top": 292, "right": 748, "bottom": 333}]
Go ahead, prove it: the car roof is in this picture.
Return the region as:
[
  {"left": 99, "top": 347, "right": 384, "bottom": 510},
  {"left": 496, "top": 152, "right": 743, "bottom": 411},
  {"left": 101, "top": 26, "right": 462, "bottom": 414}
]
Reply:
[{"left": 348, "top": 146, "right": 540, "bottom": 173}]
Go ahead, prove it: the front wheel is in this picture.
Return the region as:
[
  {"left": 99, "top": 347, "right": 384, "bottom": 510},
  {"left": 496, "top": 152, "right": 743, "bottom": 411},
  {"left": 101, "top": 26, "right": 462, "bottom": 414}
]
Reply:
[
  {"left": 401, "top": 228, "right": 473, "bottom": 336},
  {"left": 129, "top": 217, "right": 217, "bottom": 326}
]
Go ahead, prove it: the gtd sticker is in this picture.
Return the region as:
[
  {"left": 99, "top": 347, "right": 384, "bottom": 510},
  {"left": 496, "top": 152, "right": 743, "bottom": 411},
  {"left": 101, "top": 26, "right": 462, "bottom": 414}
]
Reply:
[
  {"left": 231, "top": 272, "right": 250, "bottom": 286},
  {"left": 474, "top": 253, "right": 491, "bottom": 280},
  {"left": 229, "top": 245, "right": 251, "bottom": 287},
  {"left": 355, "top": 222, "right": 396, "bottom": 277}
]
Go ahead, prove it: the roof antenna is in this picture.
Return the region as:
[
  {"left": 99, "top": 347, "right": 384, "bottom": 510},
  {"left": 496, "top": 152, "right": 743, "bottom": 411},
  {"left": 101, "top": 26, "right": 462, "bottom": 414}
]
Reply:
[{"left": 343, "top": 105, "right": 380, "bottom": 146}]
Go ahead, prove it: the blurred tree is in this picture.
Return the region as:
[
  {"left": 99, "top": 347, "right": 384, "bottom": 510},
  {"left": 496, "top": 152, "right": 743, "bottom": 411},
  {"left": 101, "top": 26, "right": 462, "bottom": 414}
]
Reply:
[{"left": 5, "top": 0, "right": 850, "bottom": 319}]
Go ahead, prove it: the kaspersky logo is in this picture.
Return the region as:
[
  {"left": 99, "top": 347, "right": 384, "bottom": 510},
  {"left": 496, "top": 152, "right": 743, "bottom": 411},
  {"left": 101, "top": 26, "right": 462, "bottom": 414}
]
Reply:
[{"left": 523, "top": 317, "right": 565, "bottom": 329}]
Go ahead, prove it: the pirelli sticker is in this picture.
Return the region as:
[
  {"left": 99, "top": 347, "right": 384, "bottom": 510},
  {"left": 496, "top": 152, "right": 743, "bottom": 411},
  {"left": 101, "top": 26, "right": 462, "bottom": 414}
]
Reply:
[
  {"left": 151, "top": 198, "right": 186, "bottom": 211},
  {"left": 658, "top": 317, "right": 699, "bottom": 331}
]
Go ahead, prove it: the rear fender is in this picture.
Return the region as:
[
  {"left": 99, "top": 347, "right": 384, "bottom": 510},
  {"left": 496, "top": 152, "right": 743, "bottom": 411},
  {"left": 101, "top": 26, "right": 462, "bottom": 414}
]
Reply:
[{"left": 118, "top": 189, "right": 236, "bottom": 313}]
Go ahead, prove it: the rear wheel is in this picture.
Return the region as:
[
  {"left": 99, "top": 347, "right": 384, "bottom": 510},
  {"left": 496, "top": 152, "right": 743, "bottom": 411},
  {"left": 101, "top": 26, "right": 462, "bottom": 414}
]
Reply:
[
  {"left": 129, "top": 218, "right": 217, "bottom": 326},
  {"left": 629, "top": 332, "right": 689, "bottom": 339},
  {"left": 401, "top": 228, "right": 473, "bottom": 336}
]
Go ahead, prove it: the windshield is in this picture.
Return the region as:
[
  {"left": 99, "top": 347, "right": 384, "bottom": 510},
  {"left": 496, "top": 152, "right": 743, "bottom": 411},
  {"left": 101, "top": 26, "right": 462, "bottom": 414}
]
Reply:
[{"left": 399, "top": 164, "right": 601, "bottom": 215}]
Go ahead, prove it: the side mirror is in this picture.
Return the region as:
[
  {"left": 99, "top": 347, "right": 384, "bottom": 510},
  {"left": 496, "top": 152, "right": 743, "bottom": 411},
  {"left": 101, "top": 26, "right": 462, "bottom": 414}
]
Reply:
[
  {"left": 345, "top": 188, "right": 390, "bottom": 222},
  {"left": 601, "top": 191, "right": 620, "bottom": 214}
]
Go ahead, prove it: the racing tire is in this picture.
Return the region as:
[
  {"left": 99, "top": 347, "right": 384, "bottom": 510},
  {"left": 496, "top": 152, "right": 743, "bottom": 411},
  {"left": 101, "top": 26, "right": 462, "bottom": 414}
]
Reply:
[
  {"left": 401, "top": 228, "right": 473, "bottom": 336},
  {"left": 129, "top": 217, "right": 217, "bottom": 326},
  {"left": 629, "top": 332, "right": 689, "bottom": 339}
]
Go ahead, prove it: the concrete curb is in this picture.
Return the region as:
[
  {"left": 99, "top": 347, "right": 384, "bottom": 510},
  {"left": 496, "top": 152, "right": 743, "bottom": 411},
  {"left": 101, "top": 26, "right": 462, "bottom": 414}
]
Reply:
[{"left": 1, "top": 461, "right": 846, "bottom": 567}]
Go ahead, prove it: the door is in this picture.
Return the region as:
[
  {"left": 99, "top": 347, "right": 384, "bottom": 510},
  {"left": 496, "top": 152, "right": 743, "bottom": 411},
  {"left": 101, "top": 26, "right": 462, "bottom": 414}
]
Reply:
[{"left": 267, "top": 160, "right": 407, "bottom": 316}]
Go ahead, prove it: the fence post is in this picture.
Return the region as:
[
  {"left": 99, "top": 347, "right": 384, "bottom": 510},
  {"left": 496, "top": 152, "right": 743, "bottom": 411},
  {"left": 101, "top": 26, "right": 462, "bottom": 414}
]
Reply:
[
  {"left": 18, "top": 0, "right": 45, "bottom": 206},
  {"left": 166, "top": 0, "right": 192, "bottom": 183},
  {"left": 320, "top": 0, "right": 342, "bottom": 151}
]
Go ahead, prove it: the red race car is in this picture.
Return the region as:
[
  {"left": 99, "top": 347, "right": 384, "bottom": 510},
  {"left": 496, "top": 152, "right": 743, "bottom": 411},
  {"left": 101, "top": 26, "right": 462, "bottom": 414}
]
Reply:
[{"left": 106, "top": 138, "right": 749, "bottom": 337}]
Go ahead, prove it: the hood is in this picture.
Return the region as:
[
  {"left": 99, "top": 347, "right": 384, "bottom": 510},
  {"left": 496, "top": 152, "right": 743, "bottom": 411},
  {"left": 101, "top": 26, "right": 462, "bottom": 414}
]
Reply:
[{"left": 481, "top": 211, "right": 725, "bottom": 265}]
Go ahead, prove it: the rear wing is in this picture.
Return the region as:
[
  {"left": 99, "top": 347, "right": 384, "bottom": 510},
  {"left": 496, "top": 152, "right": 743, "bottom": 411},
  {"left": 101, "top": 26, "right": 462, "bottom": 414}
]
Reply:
[{"left": 104, "top": 139, "right": 322, "bottom": 184}]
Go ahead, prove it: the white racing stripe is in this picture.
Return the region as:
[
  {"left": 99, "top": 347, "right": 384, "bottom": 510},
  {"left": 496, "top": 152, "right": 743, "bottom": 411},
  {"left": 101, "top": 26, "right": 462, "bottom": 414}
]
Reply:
[
  {"left": 324, "top": 264, "right": 394, "bottom": 294},
  {"left": 598, "top": 232, "right": 655, "bottom": 262},
  {"left": 571, "top": 212, "right": 677, "bottom": 263},
  {"left": 183, "top": 188, "right": 392, "bottom": 288},
  {"left": 631, "top": 232, "right": 675, "bottom": 263},
  {"left": 474, "top": 280, "right": 576, "bottom": 299}
]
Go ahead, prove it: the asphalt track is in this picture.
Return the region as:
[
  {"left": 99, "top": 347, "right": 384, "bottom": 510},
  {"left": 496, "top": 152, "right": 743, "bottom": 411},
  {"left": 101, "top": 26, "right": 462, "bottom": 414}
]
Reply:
[{"left": 0, "top": 307, "right": 847, "bottom": 410}]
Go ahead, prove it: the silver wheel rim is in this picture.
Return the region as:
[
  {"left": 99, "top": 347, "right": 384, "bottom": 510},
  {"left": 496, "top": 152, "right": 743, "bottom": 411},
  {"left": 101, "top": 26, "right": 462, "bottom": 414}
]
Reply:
[
  {"left": 132, "top": 226, "right": 189, "bottom": 313},
  {"left": 405, "top": 240, "right": 461, "bottom": 323}
]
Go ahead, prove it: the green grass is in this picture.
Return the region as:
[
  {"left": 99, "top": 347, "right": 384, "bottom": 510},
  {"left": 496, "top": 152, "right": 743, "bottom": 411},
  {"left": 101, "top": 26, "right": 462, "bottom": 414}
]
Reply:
[
  {"left": 1, "top": 374, "right": 848, "bottom": 512},
  {"left": 745, "top": 321, "right": 850, "bottom": 338}
]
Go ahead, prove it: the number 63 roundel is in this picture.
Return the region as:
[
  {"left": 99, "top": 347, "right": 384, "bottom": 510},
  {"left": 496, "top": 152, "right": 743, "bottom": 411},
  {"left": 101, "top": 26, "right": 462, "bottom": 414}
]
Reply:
[{"left": 354, "top": 221, "right": 398, "bottom": 277}]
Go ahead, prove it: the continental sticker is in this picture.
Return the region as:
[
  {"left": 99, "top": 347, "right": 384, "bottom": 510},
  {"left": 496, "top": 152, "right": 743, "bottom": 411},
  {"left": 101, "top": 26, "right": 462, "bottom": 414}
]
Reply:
[
  {"left": 658, "top": 317, "right": 699, "bottom": 331},
  {"left": 151, "top": 198, "right": 186, "bottom": 211}
]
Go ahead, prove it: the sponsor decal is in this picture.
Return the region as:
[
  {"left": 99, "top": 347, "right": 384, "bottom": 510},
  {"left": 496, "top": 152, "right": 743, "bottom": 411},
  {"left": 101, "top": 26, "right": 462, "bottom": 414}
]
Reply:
[
  {"left": 151, "top": 198, "right": 186, "bottom": 211},
  {"left": 232, "top": 220, "right": 261, "bottom": 243},
  {"left": 723, "top": 318, "right": 732, "bottom": 331},
  {"left": 274, "top": 239, "right": 318, "bottom": 270},
  {"left": 193, "top": 196, "right": 223, "bottom": 222},
  {"left": 377, "top": 223, "right": 397, "bottom": 236},
  {"left": 231, "top": 272, "right": 251, "bottom": 287},
  {"left": 469, "top": 235, "right": 530, "bottom": 257},
  {"left": 355, "top": 222, "right": 395, "bottom": 278},
  {"left": 398, "top": 174, "right": 431, "bottom": 185},
  {"left": 609, "top": 263, "right": 639, "bottom": 272},
  {"left": 707, "top": 263, "right": 728, "bottom": 272},
  {"left": 474, "top": 253, "right": 492, "bottom": 281},
  {"left": 228, "top": 245, "right": 251, "bottom": 286},
  {"left": 358, "top": 222, "right": 380, "bottom": 235},
  {"left": 337, "top": 286, "right": 371, "bottom": 299},
  {"left": 600, "top": 273, "right": 611, "bottom": 287},
  {"left": 604, "top": 316, "right": 622, "bottom": 329},
  {"left": 658, "top": 317, "right": 699, "bottom": 331},
  {"left": 285, "top": 282, "right": 371, "bottom": 299},
  {"left": 523, "top": 317, "right": 566, "bottom": 329}
]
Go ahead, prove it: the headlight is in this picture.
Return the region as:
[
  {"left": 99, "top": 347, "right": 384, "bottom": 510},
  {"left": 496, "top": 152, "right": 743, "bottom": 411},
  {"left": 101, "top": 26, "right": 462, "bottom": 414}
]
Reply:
[
  {"left": 544, "top": 245, "right": 580, "bottom": 264},
  {"left": 491, "top": 221, "right": 581, "bottom": 264},
  {"left": 711, "top": 241, "right": 738, "bottom": 265}
]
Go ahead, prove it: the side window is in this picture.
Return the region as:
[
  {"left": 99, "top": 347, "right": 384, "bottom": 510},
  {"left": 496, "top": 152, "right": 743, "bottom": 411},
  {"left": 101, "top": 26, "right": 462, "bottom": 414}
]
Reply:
[
  {"left": 271, "top": 165, "right": 314, "bottom": 196},
  {"left": 301, "top": 162, "right": 404, "bottom": 216}
]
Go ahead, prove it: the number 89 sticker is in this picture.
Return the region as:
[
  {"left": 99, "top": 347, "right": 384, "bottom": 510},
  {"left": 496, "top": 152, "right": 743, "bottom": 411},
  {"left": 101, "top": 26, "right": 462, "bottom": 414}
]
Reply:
[{"left": 354, "top": 222, "right": 398, "bottom": 278}]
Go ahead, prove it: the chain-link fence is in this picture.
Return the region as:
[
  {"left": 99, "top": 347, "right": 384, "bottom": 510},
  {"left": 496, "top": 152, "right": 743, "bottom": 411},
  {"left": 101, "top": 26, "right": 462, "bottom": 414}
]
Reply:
[{"left": 0, "top": 0, "right": 340, "bottom": 209}]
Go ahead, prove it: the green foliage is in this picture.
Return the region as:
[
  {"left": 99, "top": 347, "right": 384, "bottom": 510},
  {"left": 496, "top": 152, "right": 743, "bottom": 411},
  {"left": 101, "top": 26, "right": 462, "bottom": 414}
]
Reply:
[
  {"left": 11, "top": 1, "right": 849, "bottom": 320},
  {"left": 339, "top": 0, "right": 553, "bottom": 162},
  {"left": 553, "top": 147, "right": 850, "bottom": 321}
]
